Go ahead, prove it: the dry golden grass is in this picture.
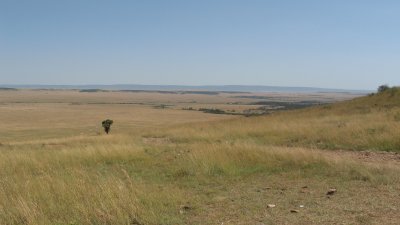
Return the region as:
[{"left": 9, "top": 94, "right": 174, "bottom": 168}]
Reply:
[
  {"left": 160, "top": 94, "right": 400, "bottom": 152},
  {"left": 0, "top": 89, "right": 399, "bottom": 224},
  {"left": 1, "top": 135, "right": 398, "bottom": 224}
]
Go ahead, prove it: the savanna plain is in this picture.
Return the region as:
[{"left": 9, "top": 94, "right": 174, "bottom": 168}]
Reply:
[{"left": 0, "top": 89, "right": 399, "bottom": 225}]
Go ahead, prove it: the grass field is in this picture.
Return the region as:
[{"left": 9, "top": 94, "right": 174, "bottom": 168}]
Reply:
[{"left": 0, "top": 89, "right": 399, "bottom": 225}]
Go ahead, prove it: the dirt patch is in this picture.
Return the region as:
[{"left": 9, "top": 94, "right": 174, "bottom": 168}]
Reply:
[{"left": 326, "top": 150, "right": 400, "bottom": 167}]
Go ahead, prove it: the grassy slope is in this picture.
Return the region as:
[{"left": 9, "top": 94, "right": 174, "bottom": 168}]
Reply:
[
  {"left": 158, "top": 87, "right": 400, "bottom": 152},
  {"left": 1, "top": 89, "right": 400, "bottom": 225}
]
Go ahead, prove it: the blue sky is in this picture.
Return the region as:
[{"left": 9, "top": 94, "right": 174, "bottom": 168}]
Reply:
[{"left": 0, "top": 0, "right": 399, "bottom": 89}]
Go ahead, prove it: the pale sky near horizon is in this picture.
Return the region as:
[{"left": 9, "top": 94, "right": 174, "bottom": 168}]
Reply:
[{"left": 0, "top": 0, "right": 399, "bottom": 90}]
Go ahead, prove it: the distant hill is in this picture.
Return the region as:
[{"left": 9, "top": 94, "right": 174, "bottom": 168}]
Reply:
[{"left": 0, "top": 84, "right": 370, "bottom": 93}]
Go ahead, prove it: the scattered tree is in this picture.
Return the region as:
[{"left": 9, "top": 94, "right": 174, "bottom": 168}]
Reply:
[
  {"left": 102, "top": 119, "right": 113, "bottom": 134},
  {"left": 378, "top": 84, "right": 390, "bottom": 93}
]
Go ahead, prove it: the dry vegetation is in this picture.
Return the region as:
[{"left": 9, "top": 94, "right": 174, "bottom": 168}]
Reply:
[{"left": 0, "top": 89, "right": 399, "bottom": 225}]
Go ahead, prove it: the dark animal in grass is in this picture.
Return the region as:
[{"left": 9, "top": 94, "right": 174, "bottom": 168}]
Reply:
[{"left": 101, "top": 119, "right": 113, "bottom": 134}]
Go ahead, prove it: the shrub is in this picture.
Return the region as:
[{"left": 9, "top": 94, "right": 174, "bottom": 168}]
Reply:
[{"left": 102, "top": 119, "right": 114, "bottom": 134}]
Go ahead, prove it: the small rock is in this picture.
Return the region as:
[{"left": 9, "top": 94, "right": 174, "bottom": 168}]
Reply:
[
  {"left": 290, "top": 209, "right": 299, "bottom": 213},
  {"left": 326, "top": 188, "right": 337, "bottom": 195},
  {"left": 267, "top": 204, "right": 276, "bottom": 208},
  {"left": 179, "top": 204, "right": 192, "bottom": 214},
  {"left": 299, "top": 205, "right": 304, "bottom": 208}
]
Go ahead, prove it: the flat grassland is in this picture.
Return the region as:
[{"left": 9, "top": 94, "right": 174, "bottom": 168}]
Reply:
[{"left": 0, "top": 89, "right": 399, "bottom": 225}]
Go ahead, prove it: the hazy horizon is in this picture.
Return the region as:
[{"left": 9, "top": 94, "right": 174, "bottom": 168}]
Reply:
[
  {"left": 0, "top": 82, "right": 377, "bottom": 90},
  {"left": 0, "top": 83, "right": 372, "bottom": 93},
  {"left": 1, "top": 1, "right": 399, "bottom": 89}
]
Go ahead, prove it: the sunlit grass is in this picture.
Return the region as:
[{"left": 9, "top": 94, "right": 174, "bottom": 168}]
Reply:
[
  {"left": 0, "top": 89, "right": 400, "bottom": 224},
  {"left": 1, "top": 134, "right": 399, "bottom": 224}
]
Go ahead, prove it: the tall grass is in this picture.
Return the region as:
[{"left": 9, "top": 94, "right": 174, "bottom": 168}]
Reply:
[
  {"left": 1, "top": 132, "right": 399, "bottom": 224},
  {"left": 0, "top": 139, "right": 187, "bottom": 225}
]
